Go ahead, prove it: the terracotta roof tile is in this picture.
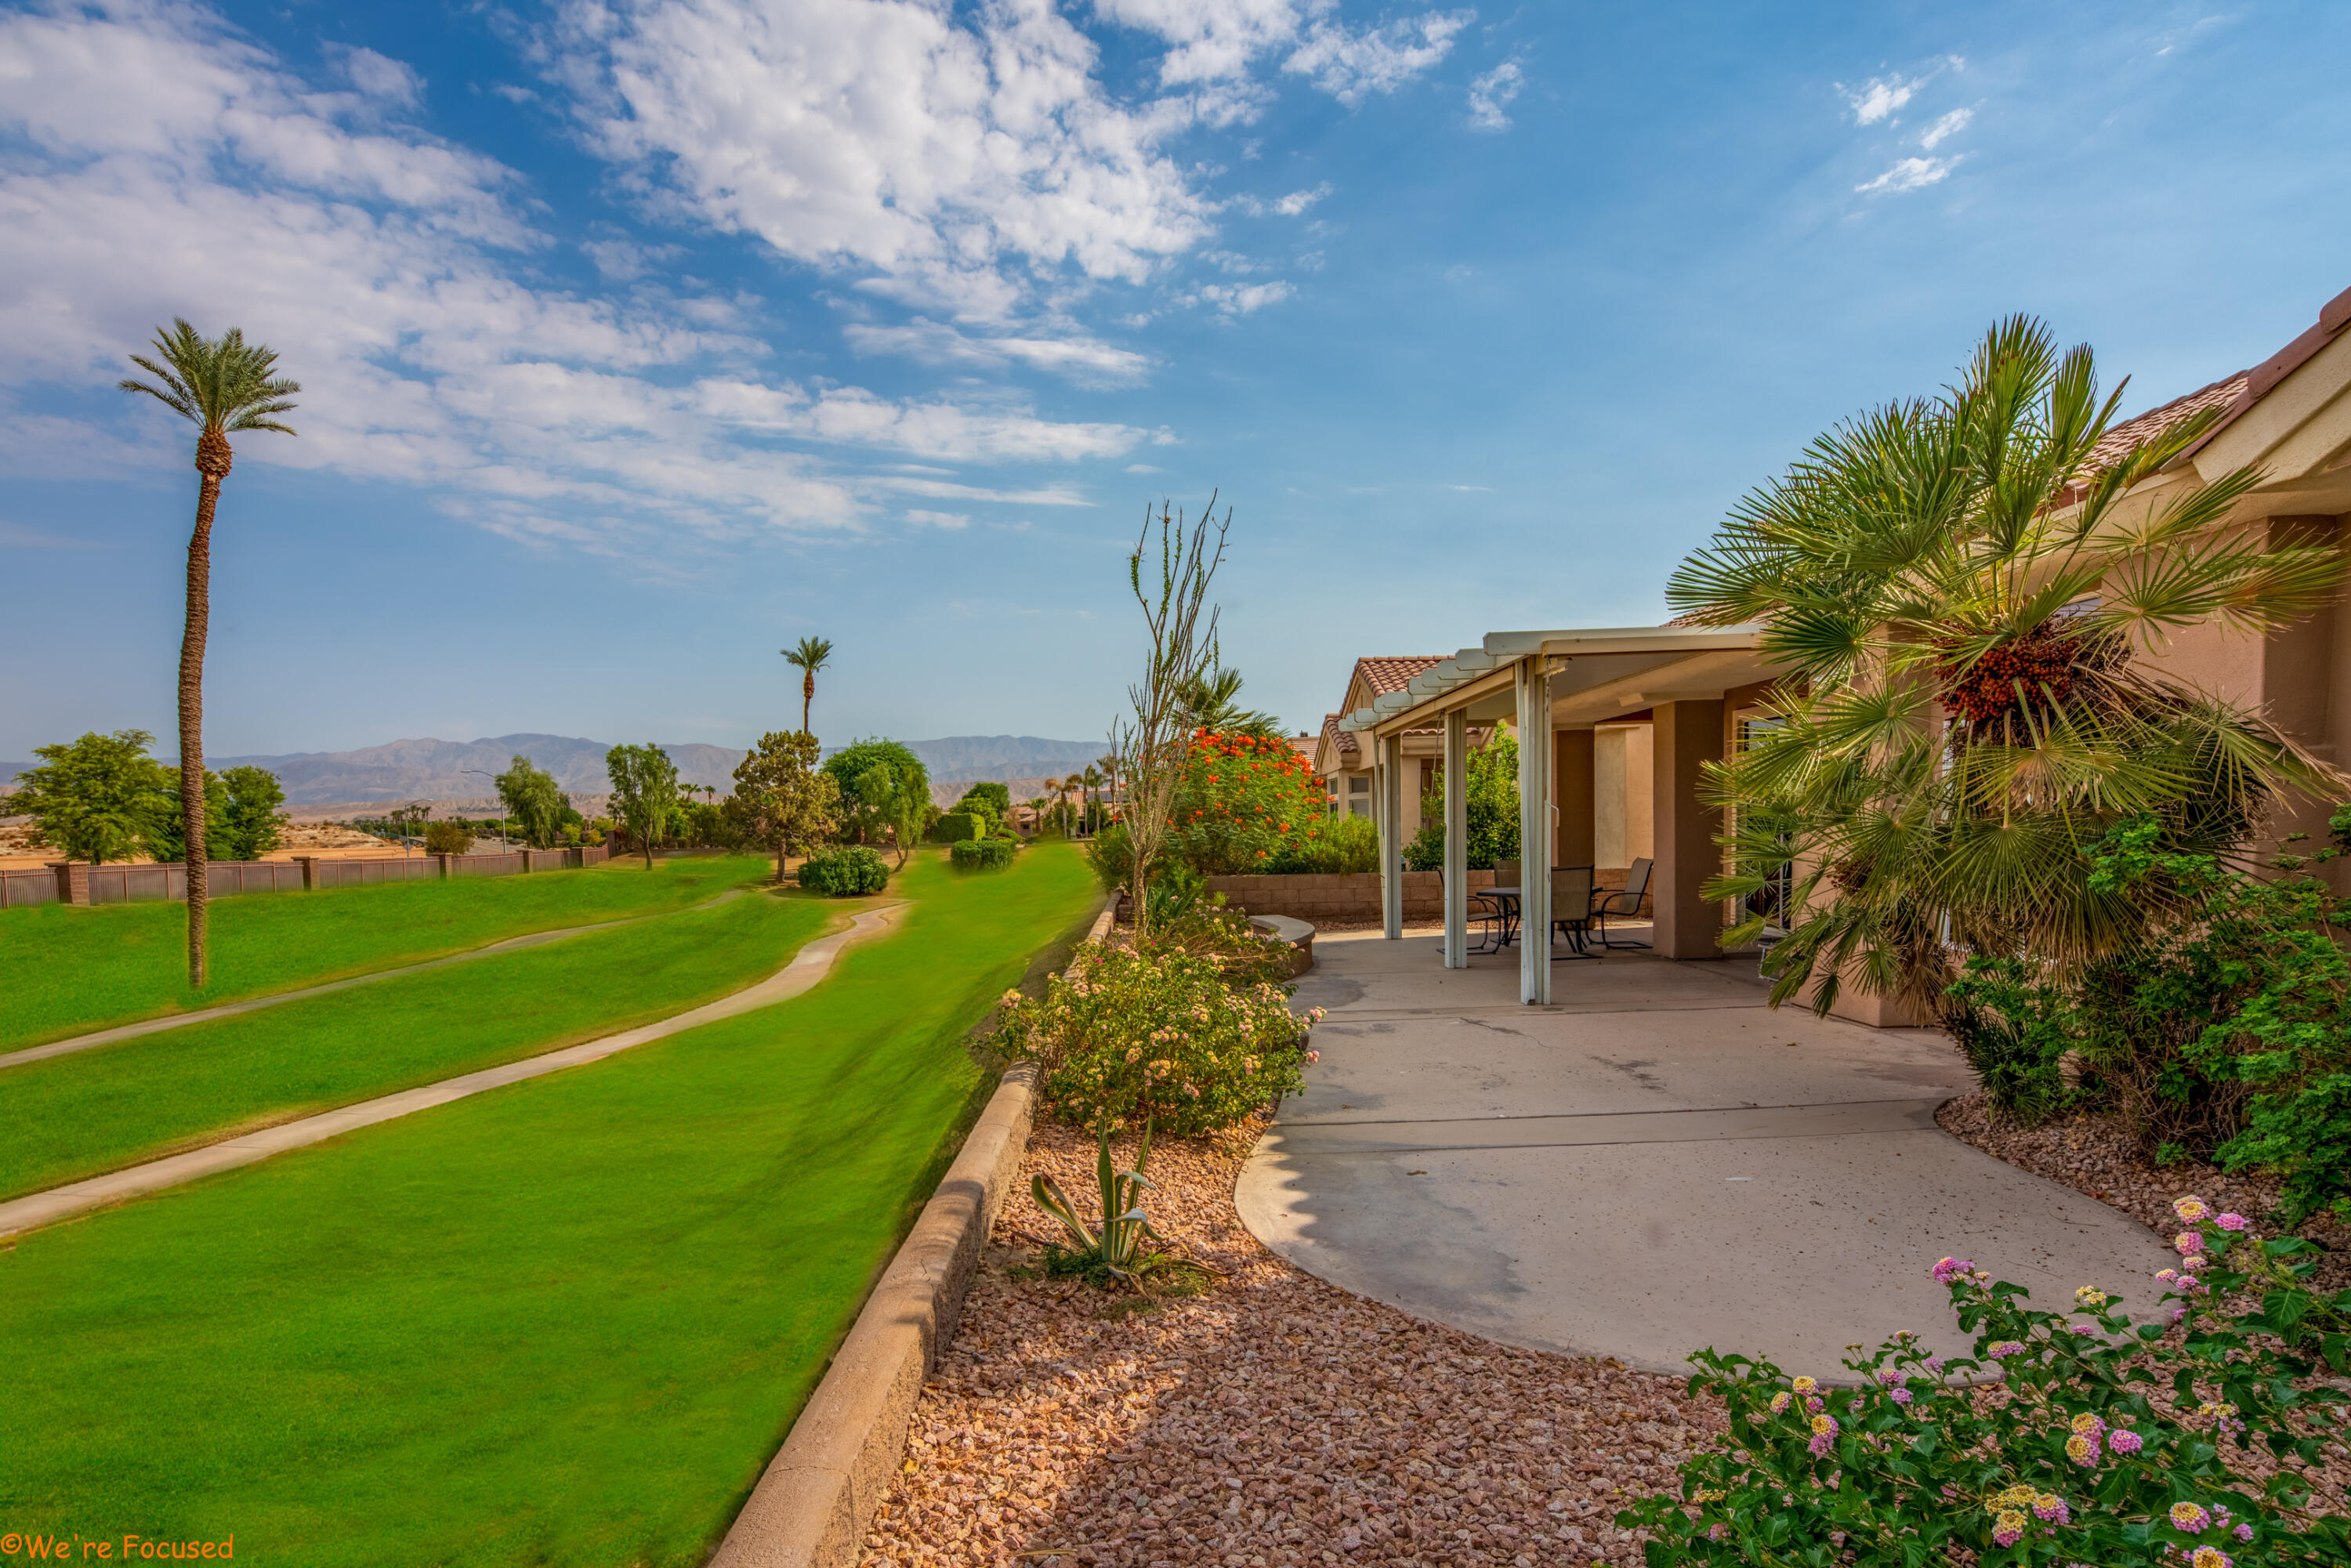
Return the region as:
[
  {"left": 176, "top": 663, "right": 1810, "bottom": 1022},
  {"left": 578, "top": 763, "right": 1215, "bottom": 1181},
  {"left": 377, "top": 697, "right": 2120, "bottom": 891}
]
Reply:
[
  {"left": 2083, "top": 371, "right": 2250, "bottom": 473},
  {"left": 1355, "top": 655, "right": 1448, "bottom": 697},
  {"left": 1320, "top": 712, "right": 1359, "bottom": 757}
]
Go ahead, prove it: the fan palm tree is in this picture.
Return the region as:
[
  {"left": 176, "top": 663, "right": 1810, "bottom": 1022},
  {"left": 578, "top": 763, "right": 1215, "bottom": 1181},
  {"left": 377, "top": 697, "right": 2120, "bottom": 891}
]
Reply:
[
  {"left": 1081, "top": 763, "right": 1103, "bottom": 833},
  {"left": 120, "top": 320, "right": 299, "bottom": 988},
  {"left": 1177, "top": 664, "right": 1281, "bottom": 737},
  {"left": 1671, "top": 315, "right": 2345, "bottom": 1019},
  {"left": 781, "top": 636, "right": 834, "bottom": 738}
]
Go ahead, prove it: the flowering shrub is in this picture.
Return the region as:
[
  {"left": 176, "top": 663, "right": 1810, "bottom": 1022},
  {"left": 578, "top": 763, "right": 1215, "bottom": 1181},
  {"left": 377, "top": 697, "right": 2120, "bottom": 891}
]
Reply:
[
  {"left": 990, "top": 941, "right": 1324, "bottom": 1135},
  {"left": 1622, "top": 1196, "right": 2351, "bottom": 1565},
  {"left": 1168, "top": 728, "right": 1330, "bottom": 875}
]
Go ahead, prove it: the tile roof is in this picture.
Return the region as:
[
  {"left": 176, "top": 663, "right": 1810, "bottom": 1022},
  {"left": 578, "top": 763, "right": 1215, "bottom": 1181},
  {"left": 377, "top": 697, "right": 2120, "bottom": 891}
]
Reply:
[
  {"left": 1354, "top": 655, "right": 1448, "bottom": 697},
  {"left": 2083, "top": 371, "right": 2250, "bottom": 473},
  {"left": 1320, "top": 712, "right": 1359, "bottom": 757}
]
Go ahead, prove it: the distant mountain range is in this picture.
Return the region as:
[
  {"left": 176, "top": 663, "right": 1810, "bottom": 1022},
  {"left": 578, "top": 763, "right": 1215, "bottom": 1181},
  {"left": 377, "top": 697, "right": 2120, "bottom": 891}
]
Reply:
[{"left": 3, "top": 733, "right": 1107, "bottom": 806}]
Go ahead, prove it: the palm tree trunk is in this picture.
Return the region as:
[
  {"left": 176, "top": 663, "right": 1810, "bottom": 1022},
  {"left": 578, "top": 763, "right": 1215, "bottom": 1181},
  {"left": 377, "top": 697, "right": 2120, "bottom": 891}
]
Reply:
[
  {"left": 181, "top": 431, "right": 230, "bottom": 989},
  {"left": 801, "top": 673, "right": 814, "bottom": 737}
]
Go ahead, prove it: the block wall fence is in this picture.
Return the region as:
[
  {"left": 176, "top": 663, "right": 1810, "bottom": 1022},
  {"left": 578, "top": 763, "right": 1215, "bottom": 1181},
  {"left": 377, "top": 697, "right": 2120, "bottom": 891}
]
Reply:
[
  {"left": 1202, "top": 866, "right": 1655, "bottom": 925},
  {"left": 0, "top": 844, "right": 613, "bottom": 910}
]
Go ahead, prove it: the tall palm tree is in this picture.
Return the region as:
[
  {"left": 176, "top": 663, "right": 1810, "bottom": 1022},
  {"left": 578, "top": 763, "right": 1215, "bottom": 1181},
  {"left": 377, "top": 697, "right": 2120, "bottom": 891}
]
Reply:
[
  {"left": 1081, "top": 763, "right": 1103, "bottom": 833},
  {"left": 781, "top": 636, "right": 834, "bottom": 738},
  {"left": 120, "top": 320, "right": 299, "bottom": 988},
  {"left": 1671, "top": 315, "right": 2344, "bottom": 1018}
]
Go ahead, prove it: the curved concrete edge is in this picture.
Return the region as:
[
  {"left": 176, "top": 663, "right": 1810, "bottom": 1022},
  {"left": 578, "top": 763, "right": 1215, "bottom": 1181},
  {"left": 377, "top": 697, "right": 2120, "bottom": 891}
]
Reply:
[
  {"left": 0, "top": 901, "right": 904, "bottom": 1240},
  {"left": 1248, "top": 913, "right": 1316, "bottom": 976},
  {"left": 0, "top": 885, "right": 755, "bottom": 1071},
  {"left": 709, "top": 1062, "right": 1040, "bottom": 1568},
  {"left": 710, "top": 893, "right": 1117, "bottom": 1568}
]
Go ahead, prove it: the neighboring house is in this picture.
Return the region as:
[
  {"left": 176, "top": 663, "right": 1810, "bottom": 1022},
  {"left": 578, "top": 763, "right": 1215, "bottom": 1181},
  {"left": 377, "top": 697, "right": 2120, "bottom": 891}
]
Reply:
[{"left": 1312, "top": 660, "right": 1499, "bottom": 833}]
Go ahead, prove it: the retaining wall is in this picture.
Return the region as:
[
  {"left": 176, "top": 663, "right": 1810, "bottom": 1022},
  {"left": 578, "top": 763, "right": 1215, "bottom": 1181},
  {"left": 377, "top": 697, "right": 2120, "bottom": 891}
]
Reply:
[{"left": 1205, "top": 867, "right": 1656, "bottom": 923}]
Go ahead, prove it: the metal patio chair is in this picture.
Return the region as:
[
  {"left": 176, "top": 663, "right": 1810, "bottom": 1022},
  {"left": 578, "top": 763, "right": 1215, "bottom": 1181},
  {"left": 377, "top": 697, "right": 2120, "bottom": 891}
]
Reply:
[
  {"left": 1592, "top": 856, "right": 1654, "bottom": 949},
  {"left": 1551, "top": 864, "right": 1599, "bottom": 959},
  {"left": 1440, "top": 864, "right": 1506, "bottom": 954}
]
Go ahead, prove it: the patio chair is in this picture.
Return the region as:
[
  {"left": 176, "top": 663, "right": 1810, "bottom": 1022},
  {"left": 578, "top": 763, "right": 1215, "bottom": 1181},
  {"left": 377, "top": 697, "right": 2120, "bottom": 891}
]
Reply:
[
  {"left": 1550, "top": 864, "right": 1599, "bottom": 959},
  {"left": 1439, "top": 864, "right": 1505, "bottom": 954},
  {"left": 1592, "top": 856, "right": 1654, "bottom": 950}
]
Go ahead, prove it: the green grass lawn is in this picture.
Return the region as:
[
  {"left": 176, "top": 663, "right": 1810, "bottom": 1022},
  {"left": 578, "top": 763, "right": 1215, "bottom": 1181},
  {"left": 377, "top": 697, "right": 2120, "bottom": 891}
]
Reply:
[
  {"left": 0, "top": 844, "right": 1101, "bottom": 1568},
  {"left": 0, "top": 853, "right": 776, "bottom": 1051},
  {"left": 0, "top": 885, "right": 839, "bottom": 1201}
]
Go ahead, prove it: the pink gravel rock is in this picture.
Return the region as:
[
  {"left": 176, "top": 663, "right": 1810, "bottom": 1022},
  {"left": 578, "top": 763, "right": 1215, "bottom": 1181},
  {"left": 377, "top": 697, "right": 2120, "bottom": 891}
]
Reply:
[{"left": 859, "top": 1120, "right": 1721, "bottom": 1566}]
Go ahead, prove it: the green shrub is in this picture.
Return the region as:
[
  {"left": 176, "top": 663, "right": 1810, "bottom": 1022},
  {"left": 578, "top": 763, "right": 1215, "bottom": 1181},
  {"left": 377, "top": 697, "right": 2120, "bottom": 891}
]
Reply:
[
  {"left": 1272, "top": 812, "right": 1379, "bottom": 874},
  {"left": 797, "top": 846, "right": 891, "bottom": 896},
  {"left": 990, "top": 942, "right": 1323, "bottom": 1135},
  {"left": 1940, "top": 815, "right": 2351, "bottom": 1221},
  {"left": 422, "top": 820, "right": 476, "bottom": 855},
  {"left": 1400, "top": 732, "right": 1519, "bottom": 871},
  {"left": 956, "top": 781, "right": 1012, "bottom": 820},
  {"left": 951, "top": 836, "right": 1017, "bottom": 872},
  {"left": 1623, "top": 1198, "right": 2351, "bottom": 1566},
  {"left": 1167, "top": 729, "right": 1327, "bottom": 874},
  {"left": 1085, "top": 821, "right": 1132, "bottom": 889},
  {"left": 931, "top": 811, "right": 982, "bottom": 844}
]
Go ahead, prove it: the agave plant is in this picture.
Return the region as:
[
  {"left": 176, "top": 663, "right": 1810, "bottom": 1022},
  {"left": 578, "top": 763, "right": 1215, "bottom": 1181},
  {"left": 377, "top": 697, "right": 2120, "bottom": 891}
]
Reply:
[
  {"left": 1031, "top": 1120, "right": 1165, "bottom": 1283},
  {"left": 1672, "top": 316, "right": 2346, "bottom": 1017}
]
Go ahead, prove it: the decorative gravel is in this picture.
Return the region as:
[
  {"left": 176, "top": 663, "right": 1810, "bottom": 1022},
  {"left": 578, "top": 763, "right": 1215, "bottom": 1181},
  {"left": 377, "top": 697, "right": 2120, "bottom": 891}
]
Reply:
[
  {"left": 858, "top": 1117, "right": 1721, "bottom": 1566},
  {"left": 1937, "top": 1089, "right": 2350, "bottom": 1294}
]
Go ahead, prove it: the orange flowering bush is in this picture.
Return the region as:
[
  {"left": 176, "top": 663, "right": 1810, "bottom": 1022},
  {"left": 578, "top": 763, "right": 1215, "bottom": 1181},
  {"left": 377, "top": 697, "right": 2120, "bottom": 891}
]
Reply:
[{"left": 1168, "top": 728, "right": 1331, "bottom": 876}]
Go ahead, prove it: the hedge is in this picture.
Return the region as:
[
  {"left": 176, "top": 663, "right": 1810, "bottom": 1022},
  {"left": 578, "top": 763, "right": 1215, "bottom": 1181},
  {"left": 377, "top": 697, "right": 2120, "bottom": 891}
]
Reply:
[
  {"left": 951, "top": 837, "right": 1018, "bottom": 872},
  {"left": 798, "top": 846, "right": 891, "bottom": 896},
  {"left": 930, "top": 811, "right": 982, "bottom": 844}
]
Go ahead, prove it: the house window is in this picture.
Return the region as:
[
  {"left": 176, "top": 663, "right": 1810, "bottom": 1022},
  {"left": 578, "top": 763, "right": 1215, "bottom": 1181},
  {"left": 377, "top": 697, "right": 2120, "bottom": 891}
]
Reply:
[{"left": 1348, "top": 776, "right": 1369, "bottom": 795}]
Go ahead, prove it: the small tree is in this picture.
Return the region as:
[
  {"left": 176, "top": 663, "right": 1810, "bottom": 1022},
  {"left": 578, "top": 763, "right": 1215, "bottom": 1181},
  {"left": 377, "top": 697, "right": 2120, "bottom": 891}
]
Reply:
[
  {"left": 1114, "top": 496, "right": 1230, "bottom": 941},
  {"left": 494, "top": 755, "right": 567, "bottom": 849},
  {"left": 822, "top": 739, "right": 933, "bottom": 863},
  {"left": 605, "top": 743, "right": 682, "bottom": 869},
  {"left": 216, "top": 766, "right": 288, "bottom": 860},
  {"left": 11, "top": 730, "right": 173, "bottom": 864},
  {"left": 147, "top": 771, "right": 230, "bottom": 864},
  {"left": 725, "top": 730, "right": 841, "bottom": 882}
]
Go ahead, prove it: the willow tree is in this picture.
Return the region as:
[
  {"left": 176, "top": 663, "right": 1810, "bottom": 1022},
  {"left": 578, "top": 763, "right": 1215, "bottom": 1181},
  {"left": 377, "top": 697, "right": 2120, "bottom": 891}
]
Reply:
[
  {"left": 119, "top": 320, "right": 299, "bottom": 987},
  {"left": 1671, "top": 316, "right": 2345, "bottom": 1018}
]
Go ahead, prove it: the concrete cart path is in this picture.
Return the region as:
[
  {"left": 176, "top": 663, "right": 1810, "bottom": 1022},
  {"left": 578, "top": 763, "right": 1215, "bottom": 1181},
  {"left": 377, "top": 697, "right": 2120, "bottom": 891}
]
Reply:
[
  {"left": 0, "top": 887, "right": 754, "bottom": 1072},
  {"left": 0, "top": 902, "right": 904, "bottom": 1240},
  {"left": 1235, "top": 929, "right": 2175, "bottom": 1379}
]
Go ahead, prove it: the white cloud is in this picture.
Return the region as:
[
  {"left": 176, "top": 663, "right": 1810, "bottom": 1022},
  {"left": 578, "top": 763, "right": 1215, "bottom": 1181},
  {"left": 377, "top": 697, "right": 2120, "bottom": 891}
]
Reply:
[
  {"left": 1854, "top": 155, "right": 1958, "bottom": 194},
  {"left": 555, "top": 0, "right": 1211, "bottom": 322},
  {"left": 1284, "top": 10, "right": 1473, "bottom": 105},
  {"left": 905, "top": 508, "right": 970, "bottom": 529},
  {"left": 333, "top": 44, "right": 422, "bottom": 107},
  {"left": 1125, "top": 462, "right": 1163, "bottom": 473},
  {"left": 842, "top": 317, "right": 1150, "bottom": 382},
  {"left": 1230, "top": 181, "right": 1334, "bottom": 217},
  {"left": 1447, "top": 483, "right": 1492, "bottom": 492},
  {"left": 1466, "top": 59, "right": 1522, "bottom": 132},
  {"left": 1838, "top": 73, "right": 1922, "bottom": 125},
  {"left": 1182, "top": 280, "right": 1295, "bottom": 316},
  {"left": 1918, "top": 106, "right": 1972, "bottom": 150},
  {"left": 0, "top": 2, "right": 1145, "bottom": 563},
  {"left": 1096, "top": 2, "right": 1468, "bottom": 107}
]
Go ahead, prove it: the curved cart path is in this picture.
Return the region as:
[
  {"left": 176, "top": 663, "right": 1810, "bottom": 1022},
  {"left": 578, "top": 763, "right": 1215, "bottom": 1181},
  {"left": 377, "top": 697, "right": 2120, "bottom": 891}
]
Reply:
[
  {"left": 1237, "top": 929, "right": 2173, "bottom": 1379},
  {"left": 0, "top": 902, "right": 904, "bottom": 1240},
  {"left": 0, "top": 887, "right": 753, "bottom": 1071}
]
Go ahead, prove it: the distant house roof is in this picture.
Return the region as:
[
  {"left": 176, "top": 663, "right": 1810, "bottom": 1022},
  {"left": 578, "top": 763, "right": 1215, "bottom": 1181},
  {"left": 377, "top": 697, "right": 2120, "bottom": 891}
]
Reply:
[{"left": 1355, "top": 655, "right": 1448, "bottom": 698}]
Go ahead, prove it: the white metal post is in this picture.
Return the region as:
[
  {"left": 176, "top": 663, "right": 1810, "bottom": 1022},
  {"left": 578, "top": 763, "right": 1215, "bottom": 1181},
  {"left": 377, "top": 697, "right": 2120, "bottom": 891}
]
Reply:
[
  {"left": 1378, "top": 731, "right": 1404, "bottom": 938},
  {"left": 1517, "top": 657, "right": 1553, "bottom": 1005},
  {"left": 1373, "top": 733, "right": 1392, "bottom": 940},
  {"left": 1444, "top": 708, "right": 1467, "bottom": 968}
]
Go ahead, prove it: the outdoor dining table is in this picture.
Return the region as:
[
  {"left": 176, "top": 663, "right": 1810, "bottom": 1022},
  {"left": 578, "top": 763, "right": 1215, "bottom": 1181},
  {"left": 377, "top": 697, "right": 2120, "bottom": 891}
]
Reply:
[{"left": 1479, "top": 884, "right": 1597, "bottom": 954}]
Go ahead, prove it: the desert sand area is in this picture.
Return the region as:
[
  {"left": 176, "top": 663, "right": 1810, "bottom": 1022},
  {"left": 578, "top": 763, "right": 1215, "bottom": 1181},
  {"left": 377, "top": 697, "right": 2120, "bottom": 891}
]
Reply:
[{"left": 0, "top": 819, "right": 414, "bottom": 872}]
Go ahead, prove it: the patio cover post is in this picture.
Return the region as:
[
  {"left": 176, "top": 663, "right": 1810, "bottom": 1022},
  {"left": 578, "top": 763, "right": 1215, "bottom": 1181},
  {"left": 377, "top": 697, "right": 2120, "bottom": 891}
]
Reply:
[
  {"left": 1516, "top": 657, "right": 1552, "bottom": 1005},
  {"left": 1443, "top": 708, "right": 1467, "bottom": 968},
  {"left": 1378, "top": 730, "right": 1404, "bottom": 939}
]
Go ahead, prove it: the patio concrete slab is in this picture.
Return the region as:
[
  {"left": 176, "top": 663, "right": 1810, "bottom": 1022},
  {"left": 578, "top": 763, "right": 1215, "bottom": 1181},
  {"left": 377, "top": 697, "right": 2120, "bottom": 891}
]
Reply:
[{"left": 1236, "top": 929, "right": 2175, "bottom": 1379}]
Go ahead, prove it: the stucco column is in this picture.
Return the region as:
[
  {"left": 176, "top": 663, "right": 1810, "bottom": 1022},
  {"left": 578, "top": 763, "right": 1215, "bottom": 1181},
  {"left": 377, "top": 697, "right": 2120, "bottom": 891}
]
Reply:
[
  {"left": 1377, "top": 731, "right": 1404, "bottom": 940},
  {"left": 1554, "top": 726, "right": 1595, "bottom": 870},
  {"left": 1516, "top": 657, "right": 1552, "bottom": 1005},
  {"left": 1652, "top": 699, "right": 1727, "bottom": 961},
  {"left": 1443, "top": 708, "right": 1468, "bottom": 969}
]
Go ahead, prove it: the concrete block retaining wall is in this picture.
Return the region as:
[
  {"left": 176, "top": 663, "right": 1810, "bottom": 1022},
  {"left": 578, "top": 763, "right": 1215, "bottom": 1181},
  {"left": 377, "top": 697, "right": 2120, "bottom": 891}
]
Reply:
[{"left": 1206, "top": 867, "right": 1654, "bottom": 924}]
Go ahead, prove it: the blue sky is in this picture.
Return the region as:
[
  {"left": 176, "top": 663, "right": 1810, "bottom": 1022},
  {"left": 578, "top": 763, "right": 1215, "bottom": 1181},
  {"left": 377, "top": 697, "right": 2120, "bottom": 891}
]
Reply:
[{"left": 2, "top": 0, "right": 2347, "bottom": 760}]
